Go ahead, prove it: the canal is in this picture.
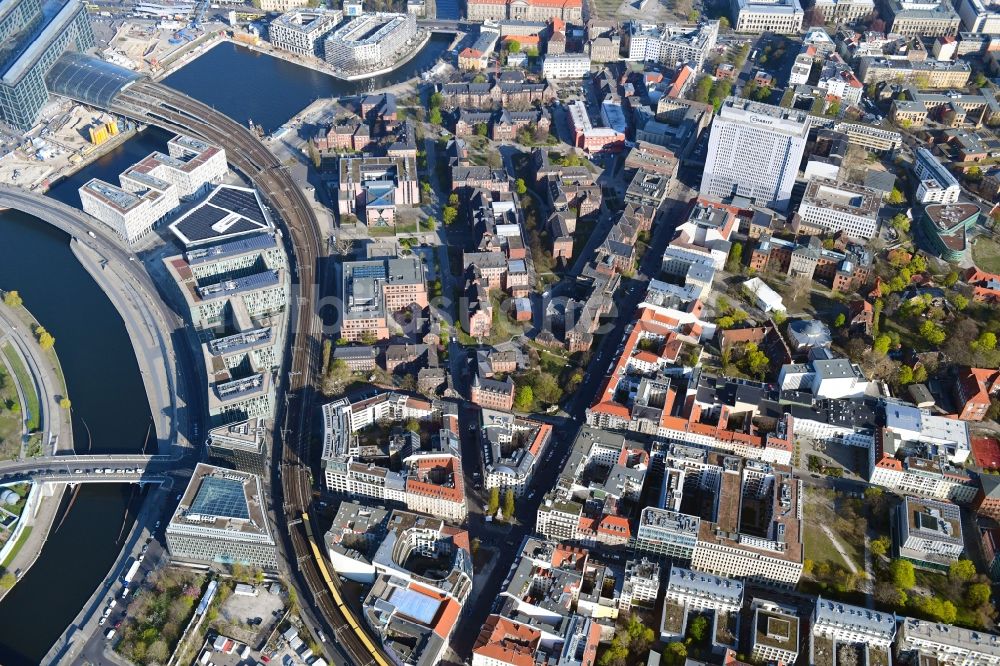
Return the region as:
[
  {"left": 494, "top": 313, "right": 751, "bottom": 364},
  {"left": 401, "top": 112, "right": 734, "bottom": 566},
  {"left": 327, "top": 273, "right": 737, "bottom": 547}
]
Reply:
[{"left": 0, "top": 32, "right": 451, "bottom": 664}]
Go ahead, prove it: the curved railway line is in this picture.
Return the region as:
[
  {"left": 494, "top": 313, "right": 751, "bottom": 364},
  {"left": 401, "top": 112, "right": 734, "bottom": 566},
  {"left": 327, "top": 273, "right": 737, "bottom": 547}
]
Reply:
[{"left": 110, "top": 81, "right": 387, "bottom": 665}]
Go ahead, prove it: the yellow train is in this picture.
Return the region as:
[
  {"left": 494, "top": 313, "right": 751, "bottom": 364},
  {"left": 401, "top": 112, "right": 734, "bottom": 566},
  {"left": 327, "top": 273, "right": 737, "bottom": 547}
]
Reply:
[{"left": 302, "top": 512, "right": 392, "bottom": 666}]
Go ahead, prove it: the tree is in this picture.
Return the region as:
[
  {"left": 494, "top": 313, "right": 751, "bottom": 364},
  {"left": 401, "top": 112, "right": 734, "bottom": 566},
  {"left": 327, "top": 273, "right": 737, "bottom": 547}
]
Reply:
[
  {"left": 873, "top": 334, "right": 892, "bottom": 355},
  {"left": 475, "top": 123, "right": 488, "bottom": 137},
  {"left": 514, "top": 385, "right": 534, "bottom": 411},
  {"left": 442, "top": 205, "right": 458, "bottom": 225},
  {"left": 429, "top": 108, "right": 442, "bottom": 126},
  {"left": 966, "top": 582, "right": 991, "bottom": 607},
  {"left": 425, "top": 216, "right": 437, "bottom": 231},
  {"left": 307, "top": 139, "right": 321, "bottom": 169},
  {"left": 2, "top": 291, "right": 22, "bottom": 308},
  {"left": 952, "top": 294, "right": 969, "bottom": 311},
  {"left": 0, "top": 571, "right": 14, "bottom": 590},
  {"left": 891, "top": 213, "right": 910, "bottom": 233},
  {"left": 897, "top": 364, "right": 914, "bottom": 385},
  {"left": 834, "top": 313, "right": 846, "bottom": 328},
  {"left": 871, "top": 535, "right": 891, "bottom": 557},
  {"left": 507, "top": 39, "right": 521, "bottom": 53},
  {"left": 515, "top": 178, "right": 527, "bottom": 195},
  {"left": 321, "top": 338, "right": 332, "bottom": 374},
  {"left": 726, "top": 241, "right": 744, "bottom": 272},
  {"left": 37, "top": 330, "right": 54, "bottom": 350},
  {"left": 323, "top": 358, "right": 352, "bottom": 396},
  {"left": 872, "top": 298, "right": 883, "bottom": 336},
  {"left": 487, "top": 487, "right": 500, "bottom": 516},
  {"left": 429, "top": 92, "right": 443, "bottom": 109},
  {"left": 740, "top": 342, "right": 769, "bottom": 379},
  {"left": 943, "top": 270, "right": 959, "bottom": 287},
  {"left": 59, "top": 397, "right": 71, "bottom": 410},
  {"left": 662, "top": 642, "right": 687, "bottom": 666},
  {"left": 719, "top": 16, "right": 730, "bottom": 30},
  {"left": 687, "top": 615, "right": 708, "bottom": 642},
  {"left": 889, "top": 558, "right": 916, "bottom": 590},
  {"left": 973, "top": 331, "right": 997, "bottom": 352},
  {"left": 503, "top": 488, "right": 515, "bottom": 520},
  {"left": 919, "top": 320, "right": 946, "bottom": 346},
  {"left": 949, "top": 559, "right": 977, "bottom": 582},
  {"left": 888, "top": 187, "right": 906, "bottom": 205}
]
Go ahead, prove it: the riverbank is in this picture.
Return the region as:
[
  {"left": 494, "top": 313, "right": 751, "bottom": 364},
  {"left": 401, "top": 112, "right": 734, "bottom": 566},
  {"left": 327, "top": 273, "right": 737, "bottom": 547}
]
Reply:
[
  {"left": 222, "top": 30, "right": 433, "bottom": 82},
  {"left": 0, "top": 299, "right": 72, "bottom": 456},
  {"left": 0, "top": 484, "right": 66, "bottom": 603}
]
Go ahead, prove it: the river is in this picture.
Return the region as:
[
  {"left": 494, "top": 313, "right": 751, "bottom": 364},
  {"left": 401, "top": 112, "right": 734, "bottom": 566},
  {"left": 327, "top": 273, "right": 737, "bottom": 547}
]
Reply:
[{"left": 0, "top": 32, "right": 450, "bottom": 663}]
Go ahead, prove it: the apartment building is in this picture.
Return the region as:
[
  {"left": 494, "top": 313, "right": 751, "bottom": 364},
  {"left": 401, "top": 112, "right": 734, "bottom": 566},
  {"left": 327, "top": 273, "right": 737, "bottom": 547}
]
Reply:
[
  {"left": 268, "top": 8, "right": 342, "bottom": 56},
  {"left": 619, "top": 559, "right": 660, "bottom": 612},
  {"left": 627, "top": 21, "right": 719, "bottom": 69},
  {"left": 812, "top": 597, "right": 896, "bottom": 650},
  {"left": 323, "top": 12, "right": 417, "bottom": 71},
  {"left": 340, "top": 257, "right": 426, "bottom": 342}
]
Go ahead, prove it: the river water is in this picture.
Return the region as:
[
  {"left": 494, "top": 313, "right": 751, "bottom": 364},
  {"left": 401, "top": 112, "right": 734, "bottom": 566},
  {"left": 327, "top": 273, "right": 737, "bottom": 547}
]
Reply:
[{"left": 0, "top": 33, "right": 450, "bottom": 664}]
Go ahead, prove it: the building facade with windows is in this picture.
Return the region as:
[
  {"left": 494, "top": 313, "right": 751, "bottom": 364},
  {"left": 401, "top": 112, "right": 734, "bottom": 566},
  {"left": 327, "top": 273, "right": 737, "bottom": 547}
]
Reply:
[
  {"left": 165, "top": 463, "right": 278, "bottom": 569},
  {"left": 700, "top": 98, "right": 810, "bottom": 212}
]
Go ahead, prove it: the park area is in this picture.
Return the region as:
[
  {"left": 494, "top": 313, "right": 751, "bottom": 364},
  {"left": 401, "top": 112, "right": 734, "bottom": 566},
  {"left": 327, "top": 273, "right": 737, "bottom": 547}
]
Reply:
[
  {"left": 800, "top": 489, "right": 867, "bottom": 598},
  {"left": 0, "top": 344, "right": 36, "bottom": 461},
  {"left": 972, "top": 236, "right": 1000, "bottom": 273}
]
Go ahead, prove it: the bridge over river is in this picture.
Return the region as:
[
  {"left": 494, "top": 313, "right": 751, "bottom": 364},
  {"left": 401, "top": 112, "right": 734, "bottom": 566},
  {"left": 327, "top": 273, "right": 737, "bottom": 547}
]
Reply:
[{"left": 0, "top": 453, "right": 187, "bottom": 485}]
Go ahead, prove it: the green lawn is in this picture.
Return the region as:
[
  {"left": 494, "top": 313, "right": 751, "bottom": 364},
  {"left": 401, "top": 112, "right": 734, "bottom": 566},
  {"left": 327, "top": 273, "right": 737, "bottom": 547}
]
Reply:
[
  {"left": 802, "top": 520, "right": 853, "bottom": 571},
  {"left": 1, "top": 526, "right": 32, "bottom": 569},
  {"left": 972, "top": 236, "right": 1000, "bottom": 273},
  {"left": 2, "top": 344, "right": 39, "bottom": 431}
]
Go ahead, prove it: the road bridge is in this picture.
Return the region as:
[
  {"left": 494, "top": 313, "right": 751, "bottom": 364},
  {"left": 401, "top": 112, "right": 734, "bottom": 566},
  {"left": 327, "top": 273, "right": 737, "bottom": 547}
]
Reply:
[{"left": 0, "top": 454, "right": 182, "bottom": 485}]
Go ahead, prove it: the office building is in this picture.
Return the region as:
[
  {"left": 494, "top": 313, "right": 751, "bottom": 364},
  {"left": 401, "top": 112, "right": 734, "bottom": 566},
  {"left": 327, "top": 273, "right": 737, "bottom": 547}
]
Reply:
[
  {"left": 323, "top": 12, "right": 416, "bottom": 72},
  {"left": 627, "top": 21, "right": 719, "bottom": 69},
  {"left": 340, "top": 257, "right": 426, "bottom": 342},
  {"left": 168, "top": 185, "right": 275, "bottom": 248},
  {"left": 883, "top": 0, "right": 961, "bottom": 36},
  {"left": 958, "top": 0, "right": 1000, "bottom": 33},
  {"left": 479, "top": 409, "right": 552, "bottom": 498},
  {"left": 635, "top": 507, "right": 700, "bottom": 561},
  {"left": 751, "top": 600, "right": 800, "bottom": 664},
  {"left": 320, "top": 394, "right": 467, "bottom": 521},
  {"left": 80, "top": 175, "right": 179, "bottom": 245},
  {"left": 731, "top": 0, "right": 803, "bottom": 33},
  {"left": 164, "top": 233, "right": 288, "bottom": 332},
  {"left": 206, "top": 418, "right": 268, "bottom": 476},
  {"left": 919, "top": 201, "right": 979, "bottom": 262},
  {"left": 915, "top": 147, "right": 961, "bottom": 204},
  {"left": 619, "top": 558, "right": 660, "bottom": 612},
  {"left": 857, "top": 57, "right": 970, "bottom": 88},
  {"left": 0, "top": 0, "right": 96, "bottom": 131},
  {"left": 542, "top": 53, "right": 591, "bottom": 79},
  {"left": 338, "top": 155, "right": 419, "bottom": 224},
  {"left": 897, "top": 617, "right": 1000, "bottom": 665},
  {"left": 700, "top": 98, "right": 810, "bottom": 212},
  {"left": 165, "top": 463, "right": 278, "bottom": 569},
  {"left": 466, "top": 0, "right": 582, "bottom": 22},
  {"left": 797, "top": 178, "right": 881, "bottom": 239},
  {"left": 812, "top": 597, "right": 896, "bottom": 649},
  {"left": 811, "top": 0, "right": 874, "bottom": 23},
  {"left": 268, "top": 8, "right": 343, "bottom": 57},
  {"left": 896, "top": 495, "right": 964, "bottom": 570}
]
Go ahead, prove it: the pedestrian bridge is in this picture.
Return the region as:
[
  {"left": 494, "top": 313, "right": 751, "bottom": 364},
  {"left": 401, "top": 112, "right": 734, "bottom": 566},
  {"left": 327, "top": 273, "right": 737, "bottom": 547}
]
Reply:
[{"left": 0, "top": 454, "right": 183, "bottom": 485}]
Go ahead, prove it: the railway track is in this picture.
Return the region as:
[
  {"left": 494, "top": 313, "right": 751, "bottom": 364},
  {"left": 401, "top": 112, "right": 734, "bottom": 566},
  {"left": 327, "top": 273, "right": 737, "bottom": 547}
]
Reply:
[{"left": 111, "top": 82, "right": 387, "bottom": 665}]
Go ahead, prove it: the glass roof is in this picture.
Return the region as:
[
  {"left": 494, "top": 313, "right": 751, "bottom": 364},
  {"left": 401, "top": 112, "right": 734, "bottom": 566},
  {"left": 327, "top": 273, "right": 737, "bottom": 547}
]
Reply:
[
  {"left": 45, "top": 51, "right": 142, "bottom": 109},
  {"left": 189, "top": 476, "right": 250, "bottom": 520}
]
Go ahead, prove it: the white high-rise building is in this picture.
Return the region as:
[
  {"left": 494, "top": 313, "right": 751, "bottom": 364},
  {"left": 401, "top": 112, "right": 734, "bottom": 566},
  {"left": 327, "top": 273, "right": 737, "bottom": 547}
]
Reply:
[{"left": 700, "top": 97, "right": 810, "bottom": 212}]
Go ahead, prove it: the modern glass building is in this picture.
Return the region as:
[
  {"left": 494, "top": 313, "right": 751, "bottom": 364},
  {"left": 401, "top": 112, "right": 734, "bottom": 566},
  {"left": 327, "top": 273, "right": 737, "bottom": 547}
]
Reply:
[{"left": 0, "top": 0, "right": 95, "bottom": 131}]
